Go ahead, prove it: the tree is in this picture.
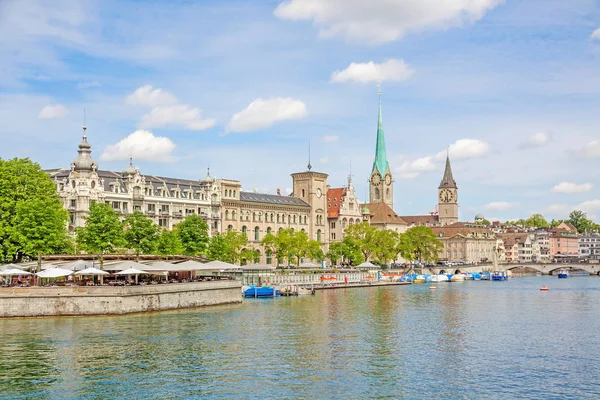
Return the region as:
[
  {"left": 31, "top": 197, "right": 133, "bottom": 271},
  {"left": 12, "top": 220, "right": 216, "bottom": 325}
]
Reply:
[
  {"left": 124, "top": 212, "right": 159, "bottom": 260},
  {"left": 0, "top": 158, "right": 70, "bottom": 263},
  {"left": 76, "top": 203, "right": 125, "bottom": 265},
  {"left": 207, "top": 231, "right": 249, "bottom": 264},
  {"left": 550, "top": 219, "right": 564, "bottom": 228},
  {"left": 157, "top": 229, "right": 182, "bottom": 258},
  {"left": 261, "top": 229, "right": 294, "bottom": 266},
  {"left": 371, "top": 229, "right": 398, "bottom": 266},
  {"left": 326, "top": 237, "right": 364, "bottom": 266},
  {"left": 398, "top": 226, "right": 443, "bottom": 265},
  {"left": 175, "top": 215, "right": 209, "bottom": 256},
  {"left": 344, "top": 222, "right": 378, "bottom": 262},
  {"left": 525, "top": 213, "right": 549, "bottom": 228},
  {"left": 567, "top": 210, "right": 594, "bottom": 233}
]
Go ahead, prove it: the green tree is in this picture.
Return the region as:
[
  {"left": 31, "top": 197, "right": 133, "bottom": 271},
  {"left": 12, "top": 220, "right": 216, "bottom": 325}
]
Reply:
[
  {"left": 550, "top": 219, "right": 564, "bottom": 228},
  {"left": 207, "top": 233, "right": 229, "bottom": 262},
  {"left": 176, "top": 215, "right": 209, "bottom": 256},
  {"left": 124, "top": 211, "right": 159, "bottom": 260},
  {"left": 525, "top": 213, "right": 549, "bottom": 228},
  {"left": 157, "top": 229, "right": 182, "bottom": 259},
  {"left": 567, "top": 210, "right": 594, "bottom": 233},
  {"left": 326, "top": 237, "right": 364, "bottom": 266},
  {"left": 371, "top": 229, "right": 398, "bottom": 266},
  {"left": 398, "top": 226, "right": 443, "bottom": 265},
  {"left": 207, "top": 231, "right": 249, "bottom": 264},
  {"left": 344, "top": 222, "right": 378, "bottom": 262},
  {"left": 0, "top": 158, "right": 70, "bottom": 263},
  {"left": 76, "top": 203, "right": 125, "bottom": 265},
  {"left": 261, "top": 228, "right": 295, "bottom": 266}
]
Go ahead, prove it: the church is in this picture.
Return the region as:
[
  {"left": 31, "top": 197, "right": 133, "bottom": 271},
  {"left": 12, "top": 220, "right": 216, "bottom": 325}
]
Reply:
[{"left": 361, "top": 90, "right": 497, "bottom": 264}]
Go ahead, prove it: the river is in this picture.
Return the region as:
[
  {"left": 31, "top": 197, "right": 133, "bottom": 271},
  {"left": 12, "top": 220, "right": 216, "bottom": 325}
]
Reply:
[{"left": 1, "top": 276, "right": 599, "bottom": 399}]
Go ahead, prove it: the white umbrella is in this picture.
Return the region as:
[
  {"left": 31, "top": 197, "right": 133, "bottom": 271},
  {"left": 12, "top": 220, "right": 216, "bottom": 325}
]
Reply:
[
  {"left": 356, "top": 261, "right": 377, "bottom": 268},
  {"left": 40, "top": 263, "right": 63, "bottom": 270},
  {"left": 36, "top": 268, "right": 73, "bottom": 278},
  {"left": 115, "top": 267, "right": 149, "bottom": 284},
  {"left": 204, "top": 260, "right": 239, "bottom": 270},
  {"left": 103, "top": 260, "right": 149, "bottom": 272},
  {"left": 74, "top": 268, "right": 109, "bottom": 276},
  {"left": 0, "top": 268, "right": 33, "bottom": 276},
  {"left": 65, "top": 260, "right": 94, "bottom": 271}
]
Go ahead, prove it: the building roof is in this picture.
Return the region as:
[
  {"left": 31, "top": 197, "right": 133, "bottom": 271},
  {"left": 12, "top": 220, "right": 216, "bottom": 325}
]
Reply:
[
  {"left": 431, "top": 222, "right": 495, "bottom": 239},
  {"left": 497, "top": 233, "right": 529, "bottom": 247},
  {"left": 362, "top": 202, "right": 407, "bottom": 225},
  {"left": 327, "top": 187, "right": 346, "bottom": 218},
  {"left": 240, "top": 191, "right": 310, "bottom": 207},
  {"left": 371, "top": 90, "right": 389, "bottom": 176},
  {"left": 439, "top": 155, "right": 457, "bottom": 189},
  {"left": 398, "top": 214, "right": 439, "bottom": 226}
]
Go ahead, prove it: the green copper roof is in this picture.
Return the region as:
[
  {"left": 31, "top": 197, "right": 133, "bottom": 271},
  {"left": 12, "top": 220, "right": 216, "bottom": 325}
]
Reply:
[{"left": 371, "top": 94, "right": 389, "bottom": 176}]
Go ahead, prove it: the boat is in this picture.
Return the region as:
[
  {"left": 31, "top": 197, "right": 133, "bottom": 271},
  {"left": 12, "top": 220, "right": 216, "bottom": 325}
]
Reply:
[
  {"left": 450, "top": 274, "right": 466, "bottom": 282},
  {"left": 492, "top": 271, "right": 509, "bottom": 281},
  {"left": 557, "top": 270, "right": 569, "bottom": 279},
  {"left": 480, "top": 272, "right": 491, "bottom": 280},
  {"left": 279, "top": 285, "right": 313, "bottom": 296},
  {"left": 431, "top": 274, "right": 448, "bottom": 282},
  {"left": 243, "top": 286, "right": 280, "bottom": 298}
]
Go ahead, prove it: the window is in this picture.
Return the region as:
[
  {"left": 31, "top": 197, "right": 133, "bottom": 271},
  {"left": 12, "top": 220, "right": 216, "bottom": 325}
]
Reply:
[
  {"left": 317, "top": 229, "right": 322, "bottom": 242},
  {"left": 228, "top": 225, "right": 233, "bottom": 232},
  {"left": 70, "top": 199, "right": 76, "bottom": 208},
  {"left": 386, "top": 188, "right": 390, "bottom": 199},
  {"left": 122, "top": 202, "right": 128, "bottom": 212},
  {"left": 147, "top": 204, "right": 156, "bottom": 212},
  {"left": 159, "top": 218, "right": 168, "bottom": 227},
  {"left": 266, "top": 250, "right": 272, "bottom": 264},
  {"left": 242, "top": 226, "right": 247, "bottom": 235},
  {"left": 253, "top": 212, "right": 256, "bottom": 222},
  {"left": 225, "top": 210, "right": 230, "bottom": 220},
  {"left": 267, "top": 227, "right": 272, "bottom": 235},
  {"left": 331, "top": 222, "right": 336, "bottom": 229},
  {"left": 375, "top": 188, "right": 380, "bottom": 200},
  {"left": 302, "top": 189, "right": 305, "bottom": 197},
  {"left": 232, "top": 210, "right": 236, "bottom": 220},
  {"left": 277, "top": 214, "right": 280, "bottom": 223},
  {"left": 331, "top": 233, "right": 336, "bottom": 240},
  {"left": 254, "top": 226, "right": 260, "bottom": 241}
]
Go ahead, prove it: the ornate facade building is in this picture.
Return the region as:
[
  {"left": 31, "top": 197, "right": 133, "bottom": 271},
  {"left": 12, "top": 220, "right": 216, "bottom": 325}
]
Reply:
[
  {"left": 327, "top": 175, "right": 365, "bottom": 243},
  {"left": 48, "top": 126, "right": 329, "bottom": 265}
]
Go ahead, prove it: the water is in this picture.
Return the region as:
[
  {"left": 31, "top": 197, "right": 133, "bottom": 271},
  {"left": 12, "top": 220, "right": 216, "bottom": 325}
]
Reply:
[{"left": 1, "top": 276, "right": 600, "bottom": 399}]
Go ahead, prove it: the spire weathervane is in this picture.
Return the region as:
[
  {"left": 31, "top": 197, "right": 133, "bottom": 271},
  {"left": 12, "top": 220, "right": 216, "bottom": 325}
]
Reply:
[
  {"left": 307, "top": 140, "right": 312, "bottom": 171},
  {"left": 83, "top": 109, "right": 87, "bottom": 138}
]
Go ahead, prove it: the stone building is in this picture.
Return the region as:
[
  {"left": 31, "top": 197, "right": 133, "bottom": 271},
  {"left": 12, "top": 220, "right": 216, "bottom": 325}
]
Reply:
[
  {"left": 48, "top": 126, "right": 222, "bottom": 234},
  {"left": 431, "top": 222, "right": 497, "bottom": 263},
  {"left": 327, "top": 175, "right": 364, "bottom": 243},
  {"left": 579, "top": 233, "right": 600, "bottom": 261}
]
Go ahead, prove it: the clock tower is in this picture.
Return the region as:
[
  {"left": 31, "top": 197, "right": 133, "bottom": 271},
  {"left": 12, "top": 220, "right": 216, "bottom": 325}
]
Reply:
[
  {"left": 438, "top": 154, "right": 458, "bottom": 225},
  {"left": 369, "top": 87, "right": 393, "bottom": 208}
]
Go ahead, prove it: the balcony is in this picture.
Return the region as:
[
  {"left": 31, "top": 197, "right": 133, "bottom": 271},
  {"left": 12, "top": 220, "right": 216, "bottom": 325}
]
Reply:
[
  {"left": 172, "top": 211, "right": 183, "bottom": 218},
  {"left": 160, "top": 210, "right": 170, "bottom": 217},
  {"left": 147, "top": 210, "right": 156, "bottom": 216},
  {"left": 68, "top": 205, "right": 76, "bottom": 212},
  {"left": 133, "top": 194, "right": 144, "bottom": 201}
]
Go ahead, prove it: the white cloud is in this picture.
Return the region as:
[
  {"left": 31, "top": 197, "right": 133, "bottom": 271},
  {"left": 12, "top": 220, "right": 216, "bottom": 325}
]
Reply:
[
  {"left": 544, "top": 204, "right": 570, "bottom": 215},
  {"left": 139, "top": 105, "right": 216, "bottom": 131},
  {"left": 226, "top": 97, "right": 307, "bottom": 133},
  {"left": 125, "top": 85, "right": 178, "bottom": 107},
  {"left": 320, "top": 157, "right": 328, "bottom": 164},
  {"left": 38, "top": 104, "right": 69, "bottom": 119},
  {"left": 436, "top": 138, "right": 490, "bottom": 160},
  {"left": 396, "top": 156, "right": 436, "bottom": 179},
  {"left": 577, "top": 200, "right": 600, "bottom": 215},
  {"left": 77, "top": 81, "right": 100, "bottom": 89},
  {"left": 323, "top": 135, "right": 338, "bottom": 142},
  {"left": 592, "top": 28, "right": 600, "bottom": 40},
  {"left": 520, "top": 131, "right": 551, "bottom": 149},
  {"left": 331, "top": 59, "right": 414, "bottom": 83},
  {"left": 483, "top": 201, "right": 517, "bottom": 211},
  {"left": 579, "top": 140, "right": 600, "bottom": 158},
  {"left": 275, "top": 0, "right": 503, "bottom": 44},
  {"left": 100, "top": 130, "right": 177, "bottom": 162},
  {"left": 551, "top": 182, "right": 592, "bottom": 194}
]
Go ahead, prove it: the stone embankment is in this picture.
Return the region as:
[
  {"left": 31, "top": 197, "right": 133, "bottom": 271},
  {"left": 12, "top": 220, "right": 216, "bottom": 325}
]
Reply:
[{"left": 0, "top": 281, "right": 241, "bottom": 318}]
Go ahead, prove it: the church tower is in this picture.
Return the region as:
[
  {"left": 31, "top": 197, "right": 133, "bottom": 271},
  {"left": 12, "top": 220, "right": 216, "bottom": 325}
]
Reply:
[
  {"left": 369, "top": 87, "right": 393, "bottom": 208},
  {"left": 438, "top": 154, "right": 458, "bottom": 225}
]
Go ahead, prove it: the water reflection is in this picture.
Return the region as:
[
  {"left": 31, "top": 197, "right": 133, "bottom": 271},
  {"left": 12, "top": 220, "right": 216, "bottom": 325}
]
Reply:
[{"left": 1, "top": 277, "right": 600, "bottom": 399}]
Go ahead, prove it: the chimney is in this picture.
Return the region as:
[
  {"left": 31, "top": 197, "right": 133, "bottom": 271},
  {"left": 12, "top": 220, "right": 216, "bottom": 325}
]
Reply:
[{"left": 277, "top": 188, "right": 281, "bottom": 195}]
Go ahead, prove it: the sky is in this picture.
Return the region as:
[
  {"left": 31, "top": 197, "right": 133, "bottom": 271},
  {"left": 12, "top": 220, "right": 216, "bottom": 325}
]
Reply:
[{"left": 1, "top": 0, "right": 600, "bottom": 222}]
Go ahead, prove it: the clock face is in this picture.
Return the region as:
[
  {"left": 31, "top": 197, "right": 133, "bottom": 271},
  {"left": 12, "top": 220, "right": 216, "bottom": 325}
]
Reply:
[
  {"left": 316, "top": 188, "right": 322, "bottom": 198},
  {"left": 371, "top": 173, "right": 382, "bottom": 185},
  {"left": 439, "top": 189, "right": 454, "bottom": 203},
  {"left": 385, "top": 174, "right": 392, "bottom": 185}
]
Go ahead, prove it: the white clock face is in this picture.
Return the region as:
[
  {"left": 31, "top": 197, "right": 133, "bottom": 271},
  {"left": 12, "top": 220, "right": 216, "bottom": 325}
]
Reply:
[
  {"left": 316, "top": 188, "right": 322, "bottom": 198},
  {"left": 385, "top": 174, "right": 392, "bottom": 185},
  {"left": 371, "top": 174, "right": 381, "bottom": 185}
]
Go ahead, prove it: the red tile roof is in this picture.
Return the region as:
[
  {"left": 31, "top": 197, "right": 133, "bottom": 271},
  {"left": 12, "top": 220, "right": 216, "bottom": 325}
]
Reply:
[
  {"left": 327, "top": 187, "right": 346, "bottom": 218},
  {"left": 399, "top": 214, "right": 439, "bottom": 226},
  {"left": 362, "top": 202, "right": 407, "bottom": 225}
]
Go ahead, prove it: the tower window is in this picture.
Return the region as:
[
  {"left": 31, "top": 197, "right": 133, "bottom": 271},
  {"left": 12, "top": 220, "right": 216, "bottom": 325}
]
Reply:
[{"left": 375, "top": 188, "right": 380, "bottom": 200}]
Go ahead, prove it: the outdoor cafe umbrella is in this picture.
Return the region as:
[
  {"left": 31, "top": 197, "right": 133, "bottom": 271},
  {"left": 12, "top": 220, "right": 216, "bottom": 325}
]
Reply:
[
  {"left": 75, "top": 267, "right": 109, "bottom": 285},
  {"left": 114, "top": 267, "right": 149, "bottom": 284},
  {"left": 65, "top": 260, "right": 95, "bottom": 271},
  {"left": 1, "top": 264, "right": 25, "bottom": 271},
  {"left": 36, "top": 268, "right": 74, "bottom": 279},
  {"left": 0, "top": 268, "right": 33, "bottom": 285}
]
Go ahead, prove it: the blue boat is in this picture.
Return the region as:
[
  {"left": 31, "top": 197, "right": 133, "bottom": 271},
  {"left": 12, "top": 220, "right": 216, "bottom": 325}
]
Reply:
[
  {"left": 491, "top": 271, "right": 509, "bottom": 281},
  {"left": 557, "top": 270, "right": 569, "bottom": 279},
  {"left": 243, "top": 286, "right": 280, "bottom": 298}
]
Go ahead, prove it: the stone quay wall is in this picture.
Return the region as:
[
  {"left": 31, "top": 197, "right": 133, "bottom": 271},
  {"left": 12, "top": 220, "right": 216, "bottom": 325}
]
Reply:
[{"left": 0, "top": 281, "right": 242, "bottom": 318}]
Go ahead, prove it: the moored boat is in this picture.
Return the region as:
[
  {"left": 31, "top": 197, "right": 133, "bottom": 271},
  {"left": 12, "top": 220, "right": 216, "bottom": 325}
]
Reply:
[
  {"left": 492, "top": 271, "right": 509, "bottom": 281},
  {"left": 557, "top": 269, "right": 569, "bottom": 279},
  {"left": 450, "top": 274, "right": 466, "bottom": 282},
  {"left": 243, "top": 286, "right": 280, "bottom": 298},
  {"left": 431, "top": 274, "right": 449, "bottom": 282}
]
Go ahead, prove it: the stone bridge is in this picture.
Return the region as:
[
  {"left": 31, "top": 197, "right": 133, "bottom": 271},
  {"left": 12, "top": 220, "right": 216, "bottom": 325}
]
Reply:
[{"left": 424, "top": 263, "right": 600, "bottom": 275}]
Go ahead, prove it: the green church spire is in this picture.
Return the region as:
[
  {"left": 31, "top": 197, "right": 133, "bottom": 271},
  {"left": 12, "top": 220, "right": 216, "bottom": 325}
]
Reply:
[{"left": 372, "top": 85, "right": 389, "bottom": 176}]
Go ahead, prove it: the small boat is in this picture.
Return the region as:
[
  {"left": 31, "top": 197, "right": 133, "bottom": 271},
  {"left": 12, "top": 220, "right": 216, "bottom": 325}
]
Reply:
[
  {"left": 280, "top": 285, "right": 313, "bottom": 296},
  {"left": 480, "top": 272, "right": 491, "bottom": 280},
  {"left": 557, "top": 270, "right": 569, "bottom": 279},
  {"left": 431, "top": 274, "right": 449, "bottom": 282},
  {"left": 492, "top": 271, "right": 509, "bottom": 281},
  {"left": 243, "top": 286, "right": 280, "bottom": 298},
  {"left": 450, "top": 274, "right": 466, "bottom": 282}
]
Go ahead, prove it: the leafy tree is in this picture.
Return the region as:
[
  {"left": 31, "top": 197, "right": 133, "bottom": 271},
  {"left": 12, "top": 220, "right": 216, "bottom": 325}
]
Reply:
[
  {"left": 207, "top": 233, "right": 229, "bottom": 262},
  {"left": 479, "top": 218, "right": 491, "bottom": 226},
  {"left": 261, "top": 229, "right": 294, "bottom": 266},
  {"left": 175, "top": 215, "right": 209, "bottom": 256},
  {"left": 241, "top": 248, "right": 260, "bottom": 264},
  {"left": 76, "top": 203, "right": 125, "bottom": 265},
  {"left": 550, "top": 219, "right": 564, "bottom": 228},
  {"left": 397, "top": 226, "right": 443, "bottom": 265},
  {"left": 0, "top": 158, "right": 70, "bottom": 263},
  {"left": 157, "top": 229, "right": 182, "bottom": 259},
  {"left": 567, "top": 210, "right": 594, "bottom": 233},
  {"left": 124, "top": 211, "right": 159, "bottom": 260},
  {"left": 326, "top": 237, "right": 364, "bottom": 266},
  {"left": 344, "top": 222, "right": 378, "bottom": 262},
  {"left": 207, "top": 231, "right": 249, "bottom": 264},
  {"left": 371, "top": 229, "right": 398, "bottom": 266},
  {"left": 525, "top": 213, "right": 549, "bottom": 228}
]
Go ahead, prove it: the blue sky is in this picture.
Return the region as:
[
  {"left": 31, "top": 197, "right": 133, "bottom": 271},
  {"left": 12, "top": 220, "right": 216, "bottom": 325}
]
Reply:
[{"left": 1, "top": 0, "right": 600, "bottom": 222}]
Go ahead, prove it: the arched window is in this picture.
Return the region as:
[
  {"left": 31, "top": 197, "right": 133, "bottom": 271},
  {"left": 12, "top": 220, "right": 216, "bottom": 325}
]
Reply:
[
  {"left": 232, "top": 210, "right": 236, "bottom": 220},
  {"left": 242, "top": 226, "right": 247, "bottom": 235},
  {"left": 317, "top": 229, "right": 322, "bottom": 242},
  {"left": 266, "top": 250, "right": 272, "bottom": 264},
  {"left": 293, "top": 215, "right": 297, "bottom": 224},
  {"left": 253, "top": 212, "right": 256, "bottom": 222},
  {"left": 254, "top": 226, "right": 260, "bottom": 241},
  {"left": 375, "top": 188, "right": 380, "bottom": 200},
  {"left": 271, "top": 213, "right": 274, "bottom": 222},
  {"left": 302, "top": 189, "right": 305, "bottom": 197},
  {"left": 267, "top": 227, "right": 272, "bottom": 235},
  {"left": 227, "top": 225, "right": 233, "bottom": 232},
  {"left": 277, "top": 214, "right": 280, "bottom": 223},
  {"left": 225, "top": 210, "right": 230, "bottom": 220},
  {"left": 304, "top": 216, "right": 307, "bottom": 224},
  {"left": 386, "top": 188, "right": 390, "bottom": 199}
]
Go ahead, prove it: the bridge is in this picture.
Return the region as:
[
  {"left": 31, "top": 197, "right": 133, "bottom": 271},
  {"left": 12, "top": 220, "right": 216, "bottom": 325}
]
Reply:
[{"left": 424, "top": 263, "right": 600, "bottom": 275}]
